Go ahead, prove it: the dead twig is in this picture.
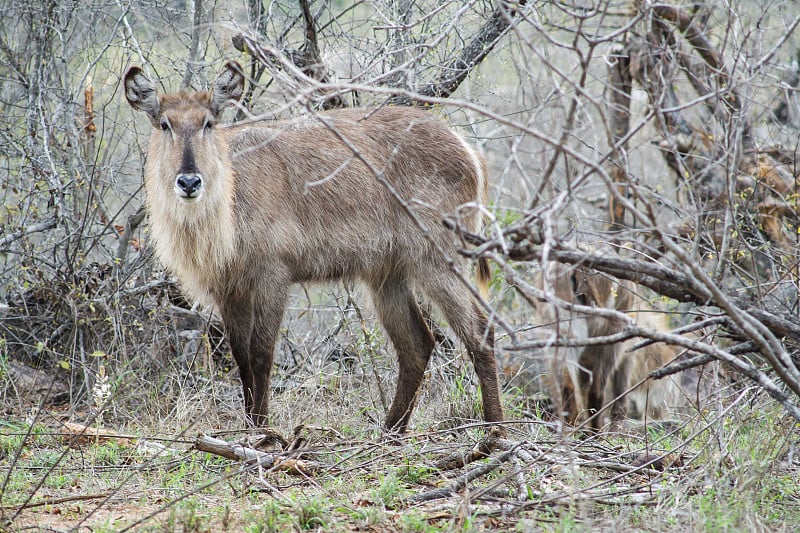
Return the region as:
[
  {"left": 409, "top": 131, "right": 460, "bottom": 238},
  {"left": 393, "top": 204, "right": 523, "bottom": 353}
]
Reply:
[
  {"left": 649, "top": 353, "right": 714, "bottom": 379},
  {"left": 651, "top": 3, "right": 743, "bottom": 115},
  {"left": 114, "top": 205, "right": 146, "bottom": 274},
  {"left": 606, "top": 46, "right": 633, "bottom": 228},
  {"left": 232, "top": 3, "right": 345, "bottom": 111},
  {"left": 3, "top": 492, "right": 112, "bottom": 511}
]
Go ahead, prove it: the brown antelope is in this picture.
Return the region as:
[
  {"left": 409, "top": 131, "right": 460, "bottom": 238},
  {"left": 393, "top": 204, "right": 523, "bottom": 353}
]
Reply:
[
  {"left": 533, "top": 262, "right": 682, "bottom": 429},
  {"left": 123, "top": 62, "right": 504, "bottom": 432}
]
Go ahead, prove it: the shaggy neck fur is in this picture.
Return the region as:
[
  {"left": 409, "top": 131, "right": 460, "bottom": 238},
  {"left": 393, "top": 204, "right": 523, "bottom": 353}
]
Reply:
[{"left": 145, "top": 139, "right": 237, "bottom": 306}]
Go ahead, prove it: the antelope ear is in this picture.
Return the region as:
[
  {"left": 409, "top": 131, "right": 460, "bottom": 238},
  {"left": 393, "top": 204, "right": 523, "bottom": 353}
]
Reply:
[
  {"left": 124, "top": 66, "right": 161, "bottom": 127},
  {"left": 210, "top": 61, "right": 245, "bottom": 117}
]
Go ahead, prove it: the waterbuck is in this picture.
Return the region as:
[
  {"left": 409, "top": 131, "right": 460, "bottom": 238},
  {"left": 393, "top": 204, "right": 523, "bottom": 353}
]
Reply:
[
  {"left": 534, "top": 262, "right": 682, "bottom": 429},
  {"left": 123, "top": 61, "right": 504, "bottom": 433}
]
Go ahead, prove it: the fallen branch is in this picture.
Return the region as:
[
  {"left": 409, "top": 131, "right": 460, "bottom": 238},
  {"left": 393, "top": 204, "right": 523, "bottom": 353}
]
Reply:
[
  {"left": 411, "top": 448, "right": 516, "bottom": 503},
  {"left": 4, "top": 360, "right": 69, "bottom": 404},
  {"left": 194, "top": 434, "right": 325, "bottom": 476},
  {"left": 3, "top": 492, "right": 112, "bottom": 511},
  {"left": 432, "top": 437, "right": 496, "bottom": 471},
  {"left": 61, "top": 422, "right": 138, "bottom": 446}
]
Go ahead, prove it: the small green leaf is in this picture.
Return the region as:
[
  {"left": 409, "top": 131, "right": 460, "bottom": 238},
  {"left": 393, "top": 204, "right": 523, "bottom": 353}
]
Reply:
[{"left": 58, "top": 360, "right": 70, "bottom": 370}]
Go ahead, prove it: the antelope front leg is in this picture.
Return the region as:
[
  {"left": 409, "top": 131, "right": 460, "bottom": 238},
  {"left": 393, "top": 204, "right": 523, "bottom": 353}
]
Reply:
[
  {"left": 221, "top": 295, "right": 256, "bottom": 423},
  {"left": 246, "top": 287, "right": 289, "bottom": 428}
]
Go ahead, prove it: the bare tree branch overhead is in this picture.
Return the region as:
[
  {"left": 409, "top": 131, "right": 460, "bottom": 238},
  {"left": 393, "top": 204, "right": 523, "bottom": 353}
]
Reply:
[
  {"left": 386, "top": 0, "right": 529, "bottom": 106},
  {"left": 233, "top": 1, "right": 528, "bottom": 108}
]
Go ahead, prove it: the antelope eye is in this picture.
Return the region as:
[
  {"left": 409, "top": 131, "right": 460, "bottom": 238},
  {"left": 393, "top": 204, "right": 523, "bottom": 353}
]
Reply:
[
  {"left": 159, "top": 119, "right": 170, "bottom": 131},
  {"left": 203, "top": 119, "right": 214, "bottom": 131}
]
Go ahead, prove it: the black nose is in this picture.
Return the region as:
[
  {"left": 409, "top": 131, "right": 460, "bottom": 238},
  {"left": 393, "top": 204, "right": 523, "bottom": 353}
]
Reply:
[{"left": 176, "top": 174, "right": 202, "bottom": 195}]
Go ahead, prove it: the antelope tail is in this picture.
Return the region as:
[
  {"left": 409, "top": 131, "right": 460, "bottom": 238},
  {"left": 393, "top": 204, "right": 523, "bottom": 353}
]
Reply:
[{"left": 477, "top": 257, "right": 491, "bottom": 300}]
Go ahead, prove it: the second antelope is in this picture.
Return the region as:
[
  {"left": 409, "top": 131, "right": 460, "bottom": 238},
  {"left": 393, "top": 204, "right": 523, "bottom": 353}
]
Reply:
[
  {"left": 123, "top": 62, "right": 504, "bottom": 433},
  {"left": 534, "top": 262, "right": 683, "bottom": 430}
]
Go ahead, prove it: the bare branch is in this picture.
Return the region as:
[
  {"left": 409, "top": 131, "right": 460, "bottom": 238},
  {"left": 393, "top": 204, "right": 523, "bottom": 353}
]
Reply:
[
  {"left": 113, "top": 205, "right": 146, "bottom": 274},
  {"left": 387, "top": 1, "right": 527, "bottom": 106},
  {"left": 0, "top": 218, "right": 57, "bottom": 249},
  {"left": 232, "top": 30, "right": 345, "bottom": 109},
  {"left": 606, "top": 47, "right": 633, "bottom": 228},
  {"left": 181, "top": 0, "right": 204, "bottom": 88}
]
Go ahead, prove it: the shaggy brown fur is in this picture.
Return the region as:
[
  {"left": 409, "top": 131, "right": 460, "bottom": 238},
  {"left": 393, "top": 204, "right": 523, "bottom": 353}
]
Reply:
[
  {"left": 534, "top": 262, "right": 682, "bottom": 429},
  {"left": 124, "top": 62, "right": 503, "bottom": 432}
]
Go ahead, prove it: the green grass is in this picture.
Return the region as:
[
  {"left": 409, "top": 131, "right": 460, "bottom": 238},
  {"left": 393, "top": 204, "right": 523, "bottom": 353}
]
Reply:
[{"left": 2, "top": 388, "right": 798, "bottom": 532}]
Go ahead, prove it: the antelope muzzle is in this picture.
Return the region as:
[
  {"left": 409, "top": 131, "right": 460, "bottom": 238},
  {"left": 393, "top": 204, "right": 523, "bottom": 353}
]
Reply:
[{"left": 175, "top": 173, "right": 203, "bottom": 200}]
